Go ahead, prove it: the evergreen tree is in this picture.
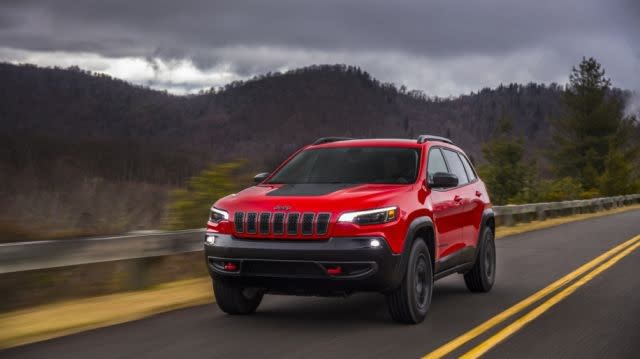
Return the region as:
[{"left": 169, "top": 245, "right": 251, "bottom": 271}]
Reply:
[
  {"left": 550, "top": 57, "right": 627, "bottom": 191},
  {"left": 598, "top": 147, "right": 633, "bottom": 195},
  {"left": 597, "top": 115, "right": 640, "bottom": 195},
  {"left": 478, "top": 116, "right": 533, "bottom": 205}
]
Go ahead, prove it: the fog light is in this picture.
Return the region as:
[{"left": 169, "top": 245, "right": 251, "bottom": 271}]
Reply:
[
  {"left": 205, "top": 234, "right": 216, "bottom": 245},
  {"left": 370, "top": 239, "right": 381, "bottom": 248}
]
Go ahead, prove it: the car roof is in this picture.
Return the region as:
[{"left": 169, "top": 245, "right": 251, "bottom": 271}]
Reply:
[
  {"left": 309, "top": 138, "right": 465, "bottom": 153},
  {"left": 310, "top": 138, "right": 423, "bottom": 149}
]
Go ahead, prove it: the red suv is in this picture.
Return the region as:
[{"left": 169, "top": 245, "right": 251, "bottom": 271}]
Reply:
[{"left": 204, "top": 136, "right": 496, "bottom": 323}]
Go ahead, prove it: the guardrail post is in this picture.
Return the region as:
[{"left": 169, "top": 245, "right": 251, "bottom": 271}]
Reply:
[
  {"left": 503, "top": 213, "right": 515, "bottom": 226},
  {"left": 127, "top": 257, "right": 161, "bottom": 290},
  {"left": 536, "top": 205, "right": 546, "bottom": 221}
]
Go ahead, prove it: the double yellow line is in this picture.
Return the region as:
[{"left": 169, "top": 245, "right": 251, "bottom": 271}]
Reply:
[{"left": 423, "top": 234, "right": 640, "bottom": 359}]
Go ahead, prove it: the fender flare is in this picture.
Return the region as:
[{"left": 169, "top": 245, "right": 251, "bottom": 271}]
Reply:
[
  {"left": 391, "top": 216, "right": 435, "bottom": 285},
  {"left": 472, "top": 208, "right": 495, "bottom": 264}
]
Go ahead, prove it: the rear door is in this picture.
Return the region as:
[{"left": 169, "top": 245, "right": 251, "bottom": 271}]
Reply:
[{"left": 458, "top": 152, "right": 485, "bottom": 247}]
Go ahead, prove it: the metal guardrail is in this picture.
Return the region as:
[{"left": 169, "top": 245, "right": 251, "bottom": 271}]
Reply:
[
  {"left": 0, "top": 229, "right": 205, "bottom": 274},
  {"left": 493, "top": 194, "right": 640, "bottom": 226},
  {"left": 1, "top": 194, "right": 639, "bottom": 275}
]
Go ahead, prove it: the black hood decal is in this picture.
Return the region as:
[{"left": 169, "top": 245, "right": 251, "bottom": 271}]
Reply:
[{"left": 266, "top": 183, "right": 358, "bottom": 196}]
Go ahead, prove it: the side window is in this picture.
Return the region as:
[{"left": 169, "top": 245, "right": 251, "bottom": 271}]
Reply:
[
  {"left": 459, "top": 153, "right": 477, "bottom": 182},
  {"left": 427, "top": 148, "right": 448, "bottom": 182},
  {"left": 442, "top": 149, "right": 469, "bottom": 185}
]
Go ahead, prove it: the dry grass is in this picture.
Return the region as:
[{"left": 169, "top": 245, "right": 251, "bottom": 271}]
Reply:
[
  {"left": 0, "top": 278, "right": 212, "bottom": 349},
  {"left": 2, "top": 203, "right": 639, "bottom": 350},
  {"left": 495, "top": 203, "right": 640, "bottom": 239}
]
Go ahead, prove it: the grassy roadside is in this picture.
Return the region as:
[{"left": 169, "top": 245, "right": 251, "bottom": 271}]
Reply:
[
  {"left": 2, "top": 203, "right": 640, "bottom": 350},
  {"left": 0, "top": 278, "right": 212, "bottom": 349}
]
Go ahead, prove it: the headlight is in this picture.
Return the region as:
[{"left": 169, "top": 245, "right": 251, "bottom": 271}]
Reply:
[
  {"left": 338, "top": 206, "right": 398, "bottom": 225},
  {"left": 209, "top": 208, "right": 229, "bottom": 223}
]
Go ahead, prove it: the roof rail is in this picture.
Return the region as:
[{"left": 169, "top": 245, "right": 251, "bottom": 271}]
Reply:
[
  {"left": 312, "top": 137, "right": 354, "bottom": 145},
  {"left": 416, "top": 135, "right": 454, "bottom": 145}
]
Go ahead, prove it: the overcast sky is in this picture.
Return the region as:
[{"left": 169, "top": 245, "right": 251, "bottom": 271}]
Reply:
[{"left": 0, "top": 0, "right": 638, "bottom": 97}]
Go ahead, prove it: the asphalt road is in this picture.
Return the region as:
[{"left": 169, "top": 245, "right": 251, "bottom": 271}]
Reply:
[{"left": 4, "top": 210, "right": 640, "bottom": 359}]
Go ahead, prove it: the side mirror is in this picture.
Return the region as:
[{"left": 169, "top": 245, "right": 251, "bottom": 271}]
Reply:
[
  {"left": 428, "top": 172, "right": 458, "bottom": 189},
  {"left": 253, "top": 172, "right": 269, "bottom": 183}
]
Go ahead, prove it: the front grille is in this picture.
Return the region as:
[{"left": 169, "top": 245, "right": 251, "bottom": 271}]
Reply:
[
  {"left": 233, "top": 211, "right": 330, "bottom": 237},
  {"left": 259, "top": 212, "right": 271, "bottom": 234},
  {"left": 301, "top": 213, "right": 314, "bottom": 235},
  {"left": 273, "top": 212, "right": 285, "bottom": 234},
  {"left": 246, "top": 212, "right": 257, "bottom": 234},
  {"left": 234, "top": 212, "right": 244, "bottom": 233},
  {"left": 316, "top": 213, "right": 330, "bottom": 235},
  {"left": 287, "top": 213, "right": 300, "bottom": 235}
]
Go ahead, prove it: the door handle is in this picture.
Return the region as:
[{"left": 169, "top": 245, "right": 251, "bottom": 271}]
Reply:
[
  {"left": 454, "top": 195, "right": 463, "bottom": 203},
  {"left": 475, "top": 191, "right": 482, "bottom": 197}
]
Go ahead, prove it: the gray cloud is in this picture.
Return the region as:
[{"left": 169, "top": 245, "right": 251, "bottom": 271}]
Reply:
[{"left": 0, "top": 0, "right": 638, "bottom": 95}]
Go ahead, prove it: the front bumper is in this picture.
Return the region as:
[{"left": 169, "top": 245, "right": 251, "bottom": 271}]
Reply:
[{"left": 204, "top": 233, "right": 402, "bottom": 295}]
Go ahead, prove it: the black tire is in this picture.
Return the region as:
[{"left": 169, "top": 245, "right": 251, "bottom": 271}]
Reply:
[
  {"left": 386, "top": 239, "right": 433, "bottom": 324},
  {"left": 213, "top": 278, "right": 263, "bottom": 315},
  {"left": 464, "top": 227, "right": 496, "bottom": 292}
]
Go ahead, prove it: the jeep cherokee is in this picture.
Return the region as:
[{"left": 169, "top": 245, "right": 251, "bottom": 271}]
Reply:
[{"left": 204, "top": 135, "right": 496, "bottom": 323}]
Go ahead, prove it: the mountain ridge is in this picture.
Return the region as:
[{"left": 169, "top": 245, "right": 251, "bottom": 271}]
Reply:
[
  {"left": 0, "top": 61, "right": 614, "bottom": 237},
  {"left": 1, "top": 62, "right": 569, "bottom": 172}
]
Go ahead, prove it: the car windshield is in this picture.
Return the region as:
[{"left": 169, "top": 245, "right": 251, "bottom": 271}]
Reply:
[{"left": 267, "top": 147, "right": 420, "bottom": 184}]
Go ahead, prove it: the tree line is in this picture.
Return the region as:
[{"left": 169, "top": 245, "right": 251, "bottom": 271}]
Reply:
[{"left": 478, "top": 57, "right": 640, "bottom": 204}]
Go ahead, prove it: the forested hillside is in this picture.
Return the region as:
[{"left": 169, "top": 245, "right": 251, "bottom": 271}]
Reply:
[
  {"left": 0, "top": 62, "right": 617, "bottom": 239},
  {"left": 1, "top": 63, "right": 568, "bottom": 167}
]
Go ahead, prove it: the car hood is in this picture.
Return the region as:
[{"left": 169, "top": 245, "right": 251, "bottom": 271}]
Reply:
[{"left": 215, "top": 183, "right": 413, "bottom": 214}]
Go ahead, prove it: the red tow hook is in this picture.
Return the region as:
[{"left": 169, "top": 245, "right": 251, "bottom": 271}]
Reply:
[
  {"left": 223, "top": 262, "right": 238, "bottom": 271},
  {"left": 326, "top": 266, "right": 342, "bottom": 276}
]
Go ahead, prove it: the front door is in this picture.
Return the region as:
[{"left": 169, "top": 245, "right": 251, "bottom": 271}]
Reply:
[{"left": 426, "top": 148, "right": 465, "bottom": 259}]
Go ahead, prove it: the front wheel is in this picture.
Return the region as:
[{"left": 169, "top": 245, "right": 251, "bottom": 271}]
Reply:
[
  {"left": 386, "top": 239, "right": 433, "bottom": 324},
  {"left": 213, "top": 278, "right": 263, "bottom": 315},
  {"left": 464, "top": 227, "right": 496, "bottom": 292}
]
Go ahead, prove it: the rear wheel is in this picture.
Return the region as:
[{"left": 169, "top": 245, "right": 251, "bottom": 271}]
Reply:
[
  {"left": 386, "top": 239, "right": 433, "bottom": 324},
  {"left": 213, "top": 278, "right": 263, "bottom": 315},
  {"left": 464, "top": 227, "right": 496, "bottom": 292}
]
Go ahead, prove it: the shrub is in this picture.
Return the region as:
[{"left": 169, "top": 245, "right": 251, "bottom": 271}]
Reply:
[
  {"left": 536, "top": 177, "right": 585, "bottom": 202},
  {"left": 166, "top": 161, "right": 246, "bottom": 230}
]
